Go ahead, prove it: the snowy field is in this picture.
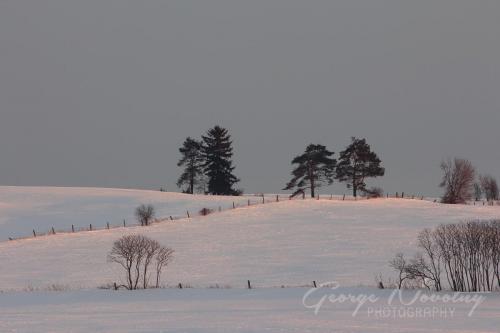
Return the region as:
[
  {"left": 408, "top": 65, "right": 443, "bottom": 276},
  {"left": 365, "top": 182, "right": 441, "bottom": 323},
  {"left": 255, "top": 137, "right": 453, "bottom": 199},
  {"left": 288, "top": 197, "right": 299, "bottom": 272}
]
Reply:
[
  {"left": 1, "top": 188, "right": 500, "bottom": 290},
  {"left": 1, "top": 288, "right": 499, "bottom": 333},
  {"left": 1, "top": 187, "right": 500, "bottom": 332},
  {"left": 0, "top": 186, "right": 255, "bottom": 239}
]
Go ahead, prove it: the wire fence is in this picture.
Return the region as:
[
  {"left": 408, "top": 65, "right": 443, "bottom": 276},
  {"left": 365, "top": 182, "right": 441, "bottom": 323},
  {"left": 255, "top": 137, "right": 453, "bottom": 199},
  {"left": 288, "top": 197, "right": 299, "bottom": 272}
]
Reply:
[{"left": 6, "top": 192, "right": 498, "bottom": 242}]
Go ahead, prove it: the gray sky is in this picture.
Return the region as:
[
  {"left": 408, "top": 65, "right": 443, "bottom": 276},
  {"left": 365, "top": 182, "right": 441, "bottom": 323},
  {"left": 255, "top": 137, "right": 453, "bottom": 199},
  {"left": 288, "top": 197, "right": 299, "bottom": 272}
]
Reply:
[{"left": 1, "top": 1, "right": 499, "bottom": 196}]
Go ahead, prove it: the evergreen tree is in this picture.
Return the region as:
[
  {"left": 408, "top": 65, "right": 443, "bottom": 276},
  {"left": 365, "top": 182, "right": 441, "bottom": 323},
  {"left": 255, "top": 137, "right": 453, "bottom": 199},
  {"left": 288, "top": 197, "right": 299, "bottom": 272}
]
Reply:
[
  {"left": 177, "top": 137, "right": 204, "bottom": 194},
  {"left": 336, "top": 137, "right": 385, "bottom": 197},
  {"left": 202, "top": 125, "right": 240, "bottom": 195},
  {"left": 283, "top": 144, "right": 336, "bottom": 198}
]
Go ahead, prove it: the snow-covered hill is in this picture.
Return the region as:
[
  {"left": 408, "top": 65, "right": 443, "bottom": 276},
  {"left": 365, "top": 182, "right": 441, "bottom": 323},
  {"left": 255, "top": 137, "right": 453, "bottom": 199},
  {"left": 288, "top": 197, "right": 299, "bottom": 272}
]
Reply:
[
  {"left": 0, "top": 186, "right": 255, "bottom": 239},
  {"left": 1, "top": 187, "right": 499, "bottom": 291}
]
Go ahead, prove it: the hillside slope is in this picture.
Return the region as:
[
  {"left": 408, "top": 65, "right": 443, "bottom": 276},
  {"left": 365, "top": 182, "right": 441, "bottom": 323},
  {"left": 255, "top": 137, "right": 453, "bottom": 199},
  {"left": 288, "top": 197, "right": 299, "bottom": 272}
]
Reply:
[
  {"left": 0, "top": 186, "right": 254, "bottom": 239},
  {"left": 1, "top": 193, "right": 499, "bottom": 290}
]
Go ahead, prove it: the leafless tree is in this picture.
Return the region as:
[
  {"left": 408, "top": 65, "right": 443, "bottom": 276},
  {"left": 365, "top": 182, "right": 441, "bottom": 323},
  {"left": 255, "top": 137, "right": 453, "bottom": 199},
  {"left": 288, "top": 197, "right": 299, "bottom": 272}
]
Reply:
[
  {"left": 473, "top": 183, "right": 482, "bottom": 202},
  {"left": 439, "top": 158, "right": 475, "bottom": 204},
  {"left": 389, "top": 253, "right": 409, "bottom": 289},
  {"left": 480, "top": 175, "right": 499, "bottom": 202},
  {"left": 393, "top": 220, "right": 500, "bottom": 292},
  {"left": 108, "top": 234, "right": 173, "bottom": 290},
  {"left": 135, "top": 204, "right": 155, "bottom": 226},
  {"left": 155, "top": 246, "right": 174, "bottom": 288}
]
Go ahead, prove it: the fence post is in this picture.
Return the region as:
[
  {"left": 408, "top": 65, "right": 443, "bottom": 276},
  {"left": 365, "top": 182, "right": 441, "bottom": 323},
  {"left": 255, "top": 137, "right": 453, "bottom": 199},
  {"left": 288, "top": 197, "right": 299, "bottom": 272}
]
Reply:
[
  {"left": 106, "top": 222, "right": 110, "bottom": 230},
  {"left": 90, "top": 224, "right": 92, "bottom": 231},
  {"left": 170, "top": 215, "right": 173, "bottom": 221},
  {"left": 113, "top": 282, "right": 118, "bottom": 291},
  {"left": 248, "top": 199, "right": 250, "bottom": 206},
  {"left": 396, "top": 192, "right": 399, "bottom": 198},
  {"left": 262, "top": 196, "right": 265, "bottom": 204},
  {"left": 33, "top": 229, "right": 36, "bottom": 238},
  {"left": 72, "top": 224, "right": 75, "bottom": 233},
  {"left": 276, "top": 195, "right": 279, "bottom": 202},
  {"left": 247, "top": 280, "right": 252, "bottom": 289},
  {"left": 178, "top": 283, "right": 183, "bottom": 289},
  {"left": 233, "top": 202, "right": 235, "bottom": 209},
  {"left": 402, "top": 192, "right": 404, "bottom": 198},
  {"left": 313, "top": 280, "right": 317, "bottom": 288},
  {"left": 123, "top": 220, "right": 126, "bottom": 227},
  {"left": 187, "top": 211, "right": 190, "bottom": 218},
  {"left": 330, "top": 194, "right": 333, "bottom": 200},
  {"left": 342, "top": 194, "right": 345, "bottom": 201},
  {"left": 52, "top": 227, "right": 55, "bottom": 235}
]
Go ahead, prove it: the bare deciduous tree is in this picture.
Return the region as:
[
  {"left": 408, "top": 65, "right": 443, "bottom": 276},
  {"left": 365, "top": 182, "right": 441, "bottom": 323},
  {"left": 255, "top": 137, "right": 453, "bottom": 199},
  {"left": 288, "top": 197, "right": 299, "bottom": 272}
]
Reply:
[
  {"left": 389, "top": 253, "right": 409, "bottom": 289},
  {"left": 439, "top": 158, "right": 475, "bottom": 204},
  {"left": 480, "top": 174, "right": 499, "bottom": 202},
  {"left": 390, "top": 220, "right": 500, "bottom": 292},
  {"left": 108, "top": 234, "right": 174, "bottom": 290},
  {"left": 135, "top": 204, "right": 155, "bottom": 226},
  {"left": 155, "top": 246, "right": 174, "bottom": 288}
]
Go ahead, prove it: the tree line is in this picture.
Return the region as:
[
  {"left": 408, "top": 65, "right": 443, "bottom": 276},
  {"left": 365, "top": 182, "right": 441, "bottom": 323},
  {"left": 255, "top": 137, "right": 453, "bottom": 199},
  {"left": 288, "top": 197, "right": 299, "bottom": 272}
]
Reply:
[
  {"left": 177, "top": 125, "right": 385, "bottom": 198},
  {"left": 390, "top": 220, "right": 500, "bottom": 292}
]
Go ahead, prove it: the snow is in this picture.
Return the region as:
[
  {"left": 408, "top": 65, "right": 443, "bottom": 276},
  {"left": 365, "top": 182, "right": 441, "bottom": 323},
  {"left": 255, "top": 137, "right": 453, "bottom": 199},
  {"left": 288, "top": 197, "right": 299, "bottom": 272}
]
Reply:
[
  {"left": 1, "top": 188, "right": 499, "bottom": 290},
  {"left": 0, "top": 287, "right": 499, "bottom": 333},
  {"left": 0, "top": 186, "right": 256, "bottom": 239}
]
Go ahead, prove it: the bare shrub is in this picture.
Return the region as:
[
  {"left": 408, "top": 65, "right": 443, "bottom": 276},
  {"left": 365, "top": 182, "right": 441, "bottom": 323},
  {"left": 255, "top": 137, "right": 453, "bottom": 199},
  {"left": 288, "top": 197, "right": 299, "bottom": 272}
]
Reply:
[
  {"left": 439, "top": 158, "right": 475, "bottom": 204},
  {"left": 135, "top": 204, "right": 155, "bottom": 226},
  {"left": 108, "top": 235, "right": 174, "bottom": 290},
  {"left": 361, "top": 187, "right": 384, "bottom": 198},
  {"left": 199, "top": 207, "right": 214, "bottom": 216}
]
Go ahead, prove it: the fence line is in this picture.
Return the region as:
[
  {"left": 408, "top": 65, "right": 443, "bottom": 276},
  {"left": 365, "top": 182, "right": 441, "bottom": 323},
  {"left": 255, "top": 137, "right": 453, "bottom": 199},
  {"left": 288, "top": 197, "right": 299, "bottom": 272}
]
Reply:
[{"left": 7, "top": 192, "right": 496, "bottom": 241}]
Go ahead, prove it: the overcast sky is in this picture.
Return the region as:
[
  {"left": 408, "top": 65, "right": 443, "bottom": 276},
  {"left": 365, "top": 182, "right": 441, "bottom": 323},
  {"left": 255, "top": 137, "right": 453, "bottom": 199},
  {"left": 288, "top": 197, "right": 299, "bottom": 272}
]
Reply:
[{"left": 1, "top": 1, "right": 499, "bottom": 196}]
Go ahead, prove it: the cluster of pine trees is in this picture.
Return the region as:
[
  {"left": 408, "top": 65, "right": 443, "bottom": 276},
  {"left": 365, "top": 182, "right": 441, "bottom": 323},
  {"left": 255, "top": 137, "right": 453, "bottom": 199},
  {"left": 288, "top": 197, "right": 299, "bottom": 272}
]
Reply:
[
  {"left": 283, "top": 138, "right": 385, "bottom": 198},
  {"left": 177, "top": 126, "right": 240, "bottom": 196},
  {"left": 177, "top": 126, "right": 384, "bottom": 197}
]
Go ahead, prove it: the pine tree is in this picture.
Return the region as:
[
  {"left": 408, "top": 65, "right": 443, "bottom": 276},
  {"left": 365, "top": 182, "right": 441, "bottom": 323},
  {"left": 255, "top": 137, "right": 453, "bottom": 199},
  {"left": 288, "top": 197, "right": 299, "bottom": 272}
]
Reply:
[
  {"left": 336, "top": 137, "right": 385, "bottom": 197},
  {"left": 177, "top": 137, "right": 205, "bottom": 194},
  {"left": 283, "top": 144, "right": 336, "bottom": 198},
  {"left": 202, "top": 125, "right": 240, "bottom": 195}
]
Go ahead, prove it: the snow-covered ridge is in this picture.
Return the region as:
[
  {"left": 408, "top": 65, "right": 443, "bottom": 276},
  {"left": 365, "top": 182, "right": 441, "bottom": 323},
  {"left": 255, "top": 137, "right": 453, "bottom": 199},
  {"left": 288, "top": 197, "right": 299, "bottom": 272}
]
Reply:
[{"left": 1, "top": 186, "right": 499, "bottom": 291}]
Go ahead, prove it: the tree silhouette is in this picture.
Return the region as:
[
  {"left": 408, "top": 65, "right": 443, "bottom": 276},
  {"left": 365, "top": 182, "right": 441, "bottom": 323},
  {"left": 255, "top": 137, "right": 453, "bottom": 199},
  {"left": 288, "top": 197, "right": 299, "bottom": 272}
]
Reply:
[
  {"left": 336, "top": 137, "right": 384, "bottom": 197},
  {"left": 284, "top": 144, "right": 336, "bottom": 198}
]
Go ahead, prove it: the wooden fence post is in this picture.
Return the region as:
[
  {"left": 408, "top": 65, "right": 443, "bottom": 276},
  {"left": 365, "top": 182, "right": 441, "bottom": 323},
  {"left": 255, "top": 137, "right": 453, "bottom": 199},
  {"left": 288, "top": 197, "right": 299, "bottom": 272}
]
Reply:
[
  {"left": 313, "top": 281, "right": 317, "bottom": 288},
  {"left": 113, "top": 282, "right": 118, "bottom": 291},
  {"left": 170, "top": 216, "right": 173, "bottom": 221},
  {"left": 233, "top": 202, "right": 235, "bottom": 209},
  {"left": 247, "top": 280, "right": 252, "bottom": 289},
  {"left": 262, "top": 196, "right": 265, "bottom": 204},
  {"left": 276, "top": 195, "right": 279, "bottom": 202},
  {"left": 248, "top": 199, "right": 250, "bottom": 206},
  {"left": 107, "top": 222, "right": 110, "bottom": 229},
  {"left": 52, "top": 227, "right": 55, "bottom": 235},
  {"left": 187, "top": 211, "right": 190, "bottom": 218},
  {"left": 89, "top": 224, "right": 92, "bottom": 231},
  {"left": 33, "top": 229, "right": 36, "bottom": 238},
  {"left": 72, "top": 225, "right": 75, "bottom": 233},
  {"left": 123, "top": 220, "right": 126, "bottom": 227},
  {"left": 342, "top": 194, "right": 345, "bottom": 201},
  {"left": 178, "top": 283, "right": 183, "bottom": 289}
]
